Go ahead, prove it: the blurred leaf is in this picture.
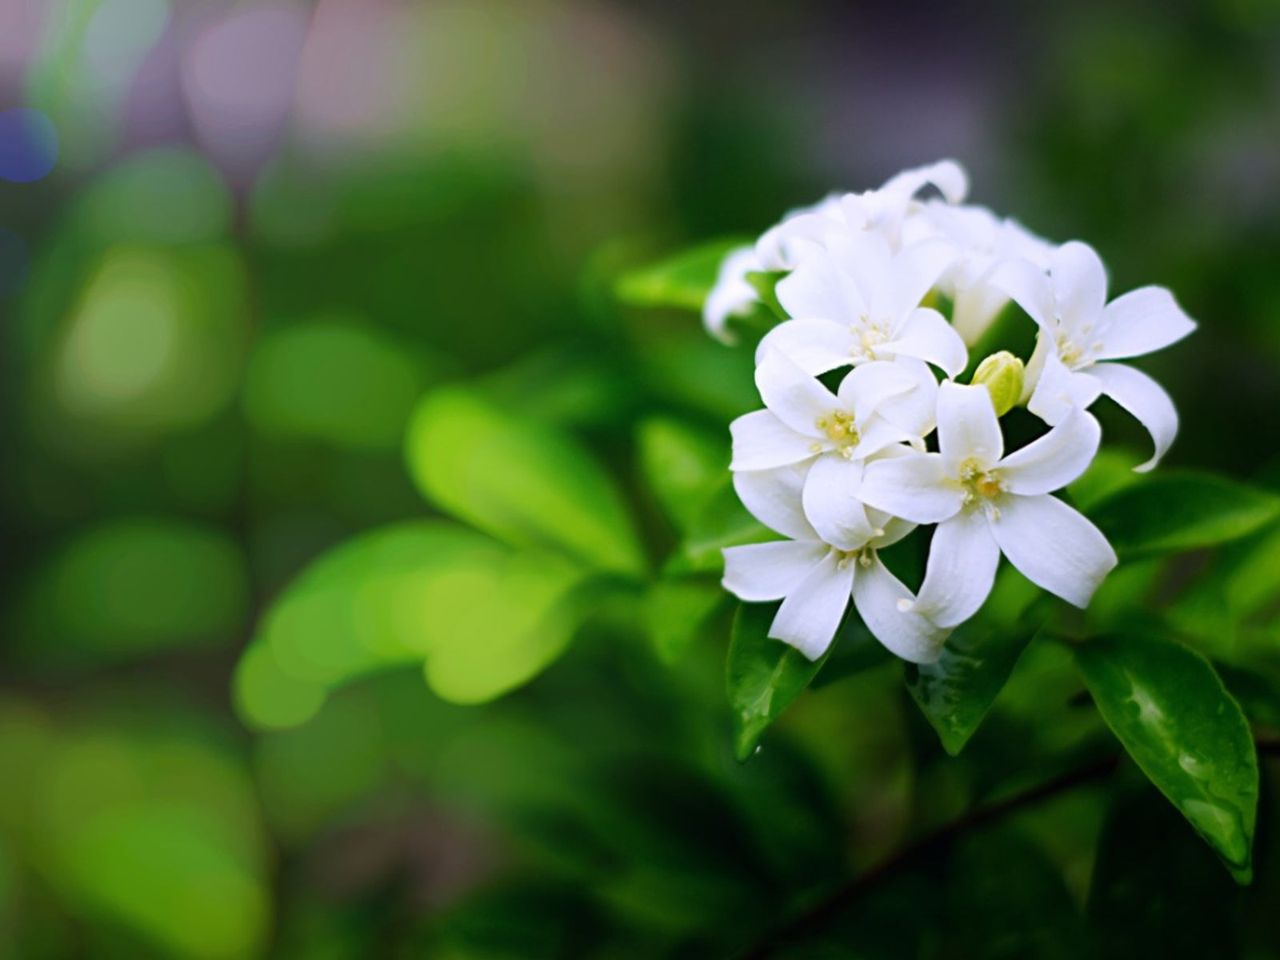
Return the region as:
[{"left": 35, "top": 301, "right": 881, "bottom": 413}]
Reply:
[
  {"left": 235, "top": 521, "right": 595, "bottom": 727},
  {"left": 643, "top": 578, "right": 725, "bottom": 664},
  {"left": 405, "top": 388, "right": 645, "bottom": 576},
  {"left": 1067, "top": 447, "right": 1146, "bottom": 512},
  {"left": 479, "top": 347, "right": 629, "bottom": 429},
  {"left": 1088, "top": 778, "right": 1241, "bottom": 959},
  {"left": 905, "top": 567, "right": 1042, "bottom": 755},
  {"left": 19, "top": 518, "right": 249, "bottom": 664},
  {"left": 1075, "top": 634, "right": 1258, "bottom": 881},
  {"left": 727, "top": 602, "right": 827, "bottom": 761},
  {"left": 669, "top": 480, "right": 773, "bottom": 576},
  {"left": 243, "top": 319, "right": 435, "bottom": 450},
  {"left": 946, "top": 829, "right": 1090, "bottom": 959},
  {"left": 30, "top": 716, "right": 269, "bottom": 960},
  {"left": 614, "top": 237, "right": 749, "bottom": 311},
  {"left": 636, "top": 417, "right": 727, "bottom": 534},
  {"left": 1089, "top": 471, "right": 1280, "bottom": 559}
]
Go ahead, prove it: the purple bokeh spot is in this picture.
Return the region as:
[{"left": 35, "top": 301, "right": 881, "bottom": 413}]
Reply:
[{"left": 0, "top": 108, "right": 58, "bottom": 182}]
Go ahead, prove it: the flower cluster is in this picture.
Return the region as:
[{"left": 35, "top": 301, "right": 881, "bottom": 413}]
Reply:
[{"left": 711, "top": 160, "right": 1196, "bottom": 663}]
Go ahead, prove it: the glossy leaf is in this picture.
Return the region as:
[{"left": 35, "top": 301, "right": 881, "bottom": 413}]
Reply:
[
  {"left": 905, "top": 567, "right": 1042, "bottom": 755},
  {"left": 727, "top": 603, "right": 827, "bottom": 761},
  {"left": 1075, "top": 634, "right": 1258, "bottom": 882},
  {"left": 1089, "top": 471, "right": 1280, "bottom": 559},
  {"left": 405, "top": 388, "right": 645, "bottom": 576},
  {"left": 614, "top": 236, "right": 750, "bottom": 311}
]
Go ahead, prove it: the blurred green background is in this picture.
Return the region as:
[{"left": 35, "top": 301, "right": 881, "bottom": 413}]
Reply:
[{"left": 1, "top": 0, "right": 1279, "bottom": 957}]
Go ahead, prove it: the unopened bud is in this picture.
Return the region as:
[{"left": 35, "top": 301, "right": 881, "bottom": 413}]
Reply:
[{"left": 971, "top": 351, "right": 1025, "bottom": 417}]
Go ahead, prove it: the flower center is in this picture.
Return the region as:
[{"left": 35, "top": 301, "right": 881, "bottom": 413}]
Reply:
[
  {"left": 848, "top": 319, "right": 887, "bottom": 360},
  {"left": 835, "top": 547, "right": 876, "bottom": 570},
  {"left": 1054, "top": 328, "right": 1104, "bottom": 370},
  {"left": 815, "top": 410, "right": 860, "bottom": 458},
  {"left": 959, "top": 457, "right": 1005, "bottom": 507}
]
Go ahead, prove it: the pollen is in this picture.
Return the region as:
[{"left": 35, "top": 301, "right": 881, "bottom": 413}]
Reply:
[
  {"left": 958, "top": 457, "right": 1006, "bottom": 506},
  {"left": 816, "top": 410, "right": 860, "bottom": 454}
]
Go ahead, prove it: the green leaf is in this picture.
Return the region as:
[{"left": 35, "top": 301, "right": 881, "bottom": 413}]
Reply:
[
  {"left": 614, "top": 237, "right": 750, "bottom": 311},
  {"left": 234, "top": 521, "right": 595, "bottom": 726},
  {"left": 905, "top": 567, "right": 1042, "bottom": 755},
  {"left": 405, "top": 388, "right": 645, "bottom": 576},
  {"left": 1074, "top": 634, "right": 1259, "bottom": 882},
  {"left": 727, "top": 603, "right": 827, "bottom": 761},
  {"left": 636, "top": 417, "right": 727, "bottom": 535},
  {"left": 1089, "top": 471, "right": 1280, "bottom": 559}
]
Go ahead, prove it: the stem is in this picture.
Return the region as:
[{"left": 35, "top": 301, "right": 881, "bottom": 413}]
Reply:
[{"left": 736, "top": 738, "right": 1280, "bottom": 960}]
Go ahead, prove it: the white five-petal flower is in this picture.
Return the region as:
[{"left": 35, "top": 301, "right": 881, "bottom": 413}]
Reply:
[
  {"left": 992, "top": 241, "right": 1196, "bottom": 471},
  {"left": 759, "top": 233, "right": 968, "bottom": 378},
  {"left": 859, "top": 381, "right": 1118, "bottom": 627},
  {"left": 723, "top": 463, "right": 949, "bottom": 663},
  {"left": 731, "top": 350, "right": 938, "bottom": 547}
]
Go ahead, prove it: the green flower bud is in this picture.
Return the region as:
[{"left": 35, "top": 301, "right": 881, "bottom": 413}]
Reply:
[{"left": 971, "top": 351, "right": 1025, "bottom": 417}]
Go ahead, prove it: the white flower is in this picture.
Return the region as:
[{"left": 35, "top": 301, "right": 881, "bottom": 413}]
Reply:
[
  {"left": 731, "top": 349, "right": 937, "bottom": 547},
  {"left": 758, "top": 233, "right": 967, "bottom": 377},
  {"left": 993, "top": 241, "right": 1196, "bottom": 471},
  {"left": 703, "top": 245, "right": 763, "bottom": 345},
  {"left": 909, "top": 202, "right": 1055, "bottom": 346},
  {"left": 755, "top": 159, "right": 969, "bottom": 270},
  {"left": 859, "top": 381, "right": 1117, "bottom": 627},
  {"left": 723, "top": 462, "right": 949, "bottom": 663}
]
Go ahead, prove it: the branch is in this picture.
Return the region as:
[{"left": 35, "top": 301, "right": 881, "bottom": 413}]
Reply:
[{"left": 736, "top": 737, "right": 1280, "bottom": 960}]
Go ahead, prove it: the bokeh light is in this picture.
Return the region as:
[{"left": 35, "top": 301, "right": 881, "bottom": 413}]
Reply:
[{"left": 0, "top": 107, "right": 57, "bottom": 182}]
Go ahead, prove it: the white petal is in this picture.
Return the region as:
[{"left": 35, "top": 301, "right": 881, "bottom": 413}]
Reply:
[
  {"left": 722, "top": 540, "right": 828, "bottom": 602},
  {"left": 733, "top": 464, "right": 818, "bottom": 540},
  {"left": 950, "top": 281, "right": 1009, "bottom": 346},
  {"left": 755, "top": 349, "right": 837, "bottom": 436},
  {"left": 937, "top": 380, "right": 1003, "bottom": 471},
  {"left": 852, "top": 554, "right": 950, "bottom": 663},
  {"left": 880, "top": 159, "right": 969, "bottom": 203},
  {"left": 730, "top": 410, "right": 818, "bottom": 471},
  {"left": 987, "top": 257, "right": 1053, "bottom": 328},
  {"left": 998, "top": 407, "right": 1101, "bottom": 495},
  {"left": 768, "top": 550, "right": 855, "bottom": 660},
  {"left": 825, "top": 231, "right": 892, "bottom": 299},
  {"left": 885, "top": 240, "right": 958, "bottom": 321},
  {"left": 910, "top": 508, "right": 1001, "bottom": 628},
  {"left": 990, "top": 494, "right": 1117, "bottom": 608},
  {"left": 775, "top": 249, "right": 867, "bottom": 321},
  {"left": 802, "top": 455, "right": 875, "bottom": 550},
  {"left": 702, "top": 246, "right": 759, "bottom": 344},
  {"left": 836, "top": 360, "right": 916, "bottom": 424},
  {"left": 879, "top": 307, "right": 968, "bottom": 377},
  {"left": 848, "top": 416, "right": 915, "bottom": 460},
  {"left": 859, "top": 450, "right": 964, "bottom": 524},
  {"left": 870, "top": 512, "right": 917, "bottom": 548},
  {"left": 875, "top": 358, "right": 940, "bottom": 437},
  {"left": 1090, "top": 362, "right": 1179, "bottom": 472},
  {"left": 1096, "top": 286, "right": 1196, "bottom": 360},
  {"left": 1025, "top": 350, "right": 1102, "bottom": 427},
  {"left": 756, "top": 318, "right": 854, "bottom": 377},
  {"left": 1050, "top": 241, "right": 1108, "bottom": 329}
]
